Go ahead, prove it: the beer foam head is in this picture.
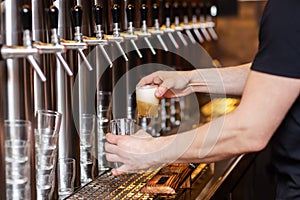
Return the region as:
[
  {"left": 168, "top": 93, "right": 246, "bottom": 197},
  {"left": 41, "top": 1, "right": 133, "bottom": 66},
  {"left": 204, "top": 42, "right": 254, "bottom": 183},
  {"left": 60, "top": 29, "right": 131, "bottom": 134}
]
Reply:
[{"left": 136, "top": 85, "right": 159, "bottom": 104}]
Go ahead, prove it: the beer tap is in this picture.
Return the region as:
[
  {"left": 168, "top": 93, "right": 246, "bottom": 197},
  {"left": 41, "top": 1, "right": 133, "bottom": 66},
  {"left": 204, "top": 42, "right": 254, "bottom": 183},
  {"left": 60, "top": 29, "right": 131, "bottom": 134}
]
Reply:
[
  {"left": 182, "top": 1, "right": 197, "bottom": 44},
  {"left": 162, "top": 1, "right": 179, "bottom": 49},
  {"left": 0, "top": 45, "right": 38, "bottom": 60},
  {"left": 48, "top": 5, "right": 73, "bottom": 76},
  {"left": 21, "top": 5, "right": 47, "bottom": 82},
  {"left": 106, "top": 4, "right": 128, "bottom": 62},
  {"left": 191, "top": 2, "right": 204, "bottom": 43},
  {"left": 121, "top": 4, "right": 143, "bottom": 58},
  {"left": 149, "top": 2, "right": 168, "bottom": 52},
  {"left": 198, "top": 2, "right": 212, "bottom": 41},
  {"left": 60, "top": 5, "right": 93, "bottom": 71},
  {"left": 82, "top": 5, "right": 113, "bottom": 67},
  {"left": 137, "top": 3, "right": 156, "bottom": 55},
  {"left": 172, "top": 1, "right": 188, "bottom": 46},
  {"left": 201, "top": 1, "right": 218, "bottom": 40}
]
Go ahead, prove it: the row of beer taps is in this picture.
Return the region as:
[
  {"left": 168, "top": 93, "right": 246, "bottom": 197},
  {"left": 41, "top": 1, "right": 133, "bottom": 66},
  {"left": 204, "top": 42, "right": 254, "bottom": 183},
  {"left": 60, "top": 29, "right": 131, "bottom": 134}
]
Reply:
[{"left": 0, "top": 0, "right": 218, "bottom": 78}]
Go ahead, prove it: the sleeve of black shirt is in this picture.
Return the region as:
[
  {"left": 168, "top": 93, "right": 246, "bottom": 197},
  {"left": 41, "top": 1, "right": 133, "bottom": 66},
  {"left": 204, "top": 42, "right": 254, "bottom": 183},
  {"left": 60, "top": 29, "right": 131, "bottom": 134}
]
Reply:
[{"left": 251, "top": 0, "right": 300, "bottom": 79}]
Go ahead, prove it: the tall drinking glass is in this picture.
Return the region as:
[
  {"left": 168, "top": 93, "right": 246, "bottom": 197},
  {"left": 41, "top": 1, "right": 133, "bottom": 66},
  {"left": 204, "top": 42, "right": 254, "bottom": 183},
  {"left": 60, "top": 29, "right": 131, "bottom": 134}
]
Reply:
[
  {"left": 109, "top": 118, "right": 136, "bottom": 168},
  {"left": 4, "top": 120, "right": 32, "bottom": 200},
  {"left": 80, "top": 114, "right": 96, "bottom": 185},
  {"left": 97, "top": 91, "right": 112, "bottom": 172}
]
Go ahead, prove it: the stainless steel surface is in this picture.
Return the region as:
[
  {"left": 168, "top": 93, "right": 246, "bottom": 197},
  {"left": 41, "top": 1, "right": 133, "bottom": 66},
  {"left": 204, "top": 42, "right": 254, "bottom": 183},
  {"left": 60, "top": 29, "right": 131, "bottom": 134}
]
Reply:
[
  {"left": 55, "top": 0, "right": 81, "bottom": 189},
  {"left": 2, "top": 1, "right": 36, "bottom": 199}
]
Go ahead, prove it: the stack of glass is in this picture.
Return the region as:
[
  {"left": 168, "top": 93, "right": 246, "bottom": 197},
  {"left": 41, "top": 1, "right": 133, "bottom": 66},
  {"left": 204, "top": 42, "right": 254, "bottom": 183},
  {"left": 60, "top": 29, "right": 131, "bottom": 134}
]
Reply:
[
  {"left": 80, "top": 114, "right": 96, "bottom": 186},
  {"left": 35, "top": 110, "right": 62, "bottom": 200},
  {"left": 96, "top": 91, "right": 112, "bottom": 171},
  {"left": 5, "top": 120, "right": 32, "bottom": 200}
]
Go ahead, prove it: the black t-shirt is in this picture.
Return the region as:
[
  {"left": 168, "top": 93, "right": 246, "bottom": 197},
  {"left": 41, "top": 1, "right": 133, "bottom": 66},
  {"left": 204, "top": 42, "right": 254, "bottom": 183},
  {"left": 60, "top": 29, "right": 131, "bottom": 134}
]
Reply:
[{"left": 251, "top": 0, "right": 300, "bottom": 199}]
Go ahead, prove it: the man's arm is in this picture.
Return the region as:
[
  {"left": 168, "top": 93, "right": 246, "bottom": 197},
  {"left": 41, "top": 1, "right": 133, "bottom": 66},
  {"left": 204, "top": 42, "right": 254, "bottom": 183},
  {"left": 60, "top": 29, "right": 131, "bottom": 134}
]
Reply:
[
  {"left": 164, "top": 70, "right": 300, "bottom": 163},
  {"left": 189, "top": 63, "right": 251, "bottom": 96},
  {"left": 105, "top": 70, "right": 299, "bottom": 175},
  {"left": 138, "top": 63, "right": 251, "bottom": 98}
]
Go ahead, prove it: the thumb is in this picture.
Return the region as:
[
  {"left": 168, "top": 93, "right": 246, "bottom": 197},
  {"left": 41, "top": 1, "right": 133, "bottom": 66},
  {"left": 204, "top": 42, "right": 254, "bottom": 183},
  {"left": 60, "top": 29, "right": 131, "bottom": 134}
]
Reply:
[{"left": 106, "top": 133, "right": 119, "bottom": 144}]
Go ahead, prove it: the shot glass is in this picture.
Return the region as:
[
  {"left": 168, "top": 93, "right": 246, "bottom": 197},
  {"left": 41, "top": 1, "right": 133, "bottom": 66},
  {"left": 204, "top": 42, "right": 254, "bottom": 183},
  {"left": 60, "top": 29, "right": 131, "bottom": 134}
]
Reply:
[
  {"left": 58, "top": 158, "right": 76, "bottom": 199},
  {"left": 136, "top": 85, "right": 159, "bottom": 118},
  {"left": 36, "top": 173, "right": 54, "bottom": 200},
  {"left": 5, "top": 140, "right": 29, "bottom": 163},
  {"left": 35, "top": 109, "right": 62, "bottom": 135},
  {"left": 35, "top": 132, "right": 58, "bottom": 151},
  {"left": 110, "top": 118, "right": 136, "bottom": 168}
]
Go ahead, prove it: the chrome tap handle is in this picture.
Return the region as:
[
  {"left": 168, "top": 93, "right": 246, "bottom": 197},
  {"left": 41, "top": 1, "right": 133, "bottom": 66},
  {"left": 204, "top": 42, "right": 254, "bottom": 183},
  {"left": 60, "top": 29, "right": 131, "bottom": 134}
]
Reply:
[
  {"left": 150, "top": 2, "right": 168, "bottom": 52},
  {"left": 112, "top": 4, "right": 120, "bottom": 37},
  {"left": 94, "top": 5, "right": 103, "bottom": 39},
  {"left": 94, "top": 5, "right": 103, "bottom": 26},
  {"left": 182, "top": 1, "right": 196, "bottom": 44},
  {"left": 152, "top": 3, "right": 159, "bottom": 29},
  {"left": 138, "top": 4, "right": 156, "bottom": 55},
  {"left": 21, "top": 5, "right": 32, "bottom": 48},
  {"left": 140, "top": 3, "right": 148, "bottom": 32},
  {"left": 48, "top": 5, "right": 73, "bottom": 76},
  {"left": 173, "top": 1, "right": 188, "bottom": 46},
  {"left": 190, "top": 2, "right": 204, "bottom": 43},
  {"left": 21, "top": 4, "right": 32, "bottom": 31},
  {"left": 173, "top": 1, "right": 180, "bottom": 26},
  {"left": 206, "top": 1, "right": 218, "bottom": 40},
  {"left": 126, "top": 4, "right": 134, "bottom": 24},
  {"left": 71, "top": 5, "right": 83, "bottom": 42},
  {"left": 108, "top": 4, "right": 128, "bottom": 61},
  {"left": 191, "top": 2, "right": 198, "bottom": 23},
  {"left": 182, "top": 1, "right": 189, "bottom": 24},
  {"left": 49, "top": 5, "right": 59, "bottom": 30},
  {"left": 164, "top": 1, "right": 171, "bottom": 28},
  {"left": 125, "top": 4, "right": 142, "bottom": 58},
  {"left": 70, "top": 5, "right": 93, "bottom": 71},
  {"left": 126, "top": 4, "right": 135, "bottom": 34},
  {"left": 21, "top": 5, "right": 47, "bottom": 82},
  {"left": 163, "top": 1, "right": 179, "bottom": 49},
  {"left": 112, "top": 4, "right": 120, "bottom": 24},
  {"left": 49, "top": 5, "right": 60, "bottom": 45},
  {"left": 71, "top": 5, "right": 83, "bottom": 28}
]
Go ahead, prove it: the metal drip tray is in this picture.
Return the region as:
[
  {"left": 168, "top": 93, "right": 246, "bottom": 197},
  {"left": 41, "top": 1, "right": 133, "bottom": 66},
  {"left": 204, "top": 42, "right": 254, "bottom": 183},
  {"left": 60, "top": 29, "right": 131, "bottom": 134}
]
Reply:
[{"left": 66, "top": 163, "right": 213, "bottom": 200}]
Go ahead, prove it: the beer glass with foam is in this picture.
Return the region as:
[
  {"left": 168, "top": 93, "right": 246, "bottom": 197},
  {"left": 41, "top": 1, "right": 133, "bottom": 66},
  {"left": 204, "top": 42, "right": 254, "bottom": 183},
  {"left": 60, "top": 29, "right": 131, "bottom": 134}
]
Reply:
[{"left": 136, "top": 85, "right": 159, "bottom": 118}]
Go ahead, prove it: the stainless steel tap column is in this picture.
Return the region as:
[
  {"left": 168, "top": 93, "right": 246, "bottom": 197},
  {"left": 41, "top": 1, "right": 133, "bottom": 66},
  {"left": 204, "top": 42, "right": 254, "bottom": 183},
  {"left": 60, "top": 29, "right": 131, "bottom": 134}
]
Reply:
[
  {"left": 2, "top": 1, "right": 37, "bottom": 199},
  {"left": 0, "top": 1, "right": 6, "bottom": 198},
  {"left": 54, "top": 0, "right": 81, "bottom": 189},
  {"left": 31, "top": 0, "right": 51, "bottom": 112}
]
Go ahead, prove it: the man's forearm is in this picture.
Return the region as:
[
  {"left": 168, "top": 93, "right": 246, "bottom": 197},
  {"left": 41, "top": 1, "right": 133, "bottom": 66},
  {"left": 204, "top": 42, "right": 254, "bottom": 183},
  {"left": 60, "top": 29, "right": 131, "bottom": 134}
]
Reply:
[{"left": 188, "top": 63, "right": 251, "bottom": 95}]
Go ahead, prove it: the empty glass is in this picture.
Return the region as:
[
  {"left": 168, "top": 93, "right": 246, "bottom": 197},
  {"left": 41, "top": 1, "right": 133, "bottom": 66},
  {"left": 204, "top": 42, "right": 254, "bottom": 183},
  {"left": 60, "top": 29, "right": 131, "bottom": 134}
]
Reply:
[
  {"left": 109, "top": 118, "right": 136, "bottom": 168},
  {"left": 80, "top": 114, "right": 96, "bottom": 185},
  {"left": 110, "top": 118, "right": 136, "bottom": 136},
  {"left": 97, "top": 91, "right": 112, "bottom": 111},
  {"left": 97, "top": 91, "right": 112, "bottom": 172},
  {"left": 97, "top": 125, "right": 109, "bottom": 171},
  {"left": 58, "top": 158, "right": 76, "bottom": 199},
  {"left": 35, "top": 110, "right": 62, "bottom": 200},
  {"left": 36, "top": 173, "right": 54, "bottom": 199},
  {"left": 4, "top": 120, "right": 31, "bottom": 200},
  {"left": 35, "top": 109, "right": 62, "bottom": 135}
]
